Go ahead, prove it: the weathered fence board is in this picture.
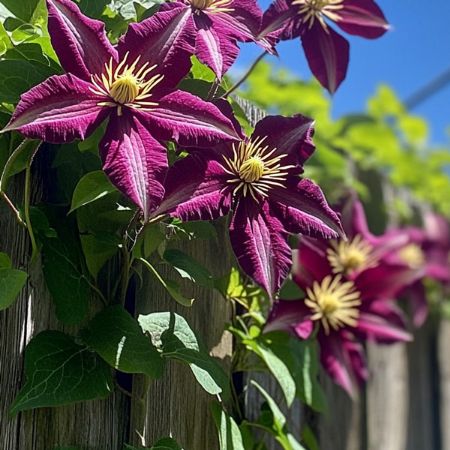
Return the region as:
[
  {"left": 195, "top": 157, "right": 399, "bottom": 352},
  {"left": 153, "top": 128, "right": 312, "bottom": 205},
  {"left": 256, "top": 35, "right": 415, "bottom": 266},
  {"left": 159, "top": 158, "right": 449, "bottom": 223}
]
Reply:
[{"left": 130, "top": 223, "right": 233, "bottom": 449}]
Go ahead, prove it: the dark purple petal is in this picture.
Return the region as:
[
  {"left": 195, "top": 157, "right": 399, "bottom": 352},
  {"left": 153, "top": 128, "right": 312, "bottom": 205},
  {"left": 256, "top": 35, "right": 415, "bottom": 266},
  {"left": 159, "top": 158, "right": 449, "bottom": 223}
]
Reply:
[
  {"left": 405, "top": 282, "right": 428, "bottom": 328},
  {"left": 301, "top": 22, "right": 349, "bottom": 94},
  {"left": 222, "top": 0, "right": 262, "bottom": 40},
  {"left": 259, "top": 0, "right": 300, "bottom": 41},
  {"left": 118, "top": 6, "right": 195, "bottom": 89},
  {"left": 336, "top": 0, "right": 389, "bottom": 39},
  {"left": 193, "top": 13, "right": 239, "bottom": 79},
  {"left": 229, "top": 198, "right": 292, "bottom": 297},
  {"left": 137, "top": 90, "right": 239, "bottom": 146},
  {"left": 46, "top": 0, "right": 117, "bottom": 80},
  {"left": 155, "top": 151, "right": 231, "bottom": 221},
  {"left": 251, "top": 114, "right": 315, "bottom": 166},
  {"left": 270, "top": 178, "right": 344, "bottom": 239},
  {"left": 426, "top": 261, "right": 450, "bottom": 282},
  {"left": 355, "top": 264, "right": 422, "bottom": 302},
  {"left": 318, "top": 332, "right": 367, "bottom": 397},
  {"left": 356, "top": 302, "right": 412, "bottom": 343},
  {"left": 294, "top": 238, "right": 331, "bottom": 289},
  {"left": 339, "top": 193, "right": 372, "bottom": 240},
  {"left": 100, "top": 111, "right": 167, "bottom": 220},
  {"left": 2, "top": 74, "right": 107, "bottom": 143},
  {"left": 424, "top": 212, "right": 450, "bottom": 248},
  {"left": 265, "top": 300, "right": 313, "bottom": 339}
]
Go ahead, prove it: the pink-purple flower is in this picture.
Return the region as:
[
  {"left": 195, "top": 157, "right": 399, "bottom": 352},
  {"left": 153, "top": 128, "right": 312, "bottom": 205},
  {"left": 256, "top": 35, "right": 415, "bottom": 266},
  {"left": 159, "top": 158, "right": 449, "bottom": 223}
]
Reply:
[
  {"left": 266, "top": 195, "right": 415, "bottom": 395},
  {"left": 1, "top": 0, "right": 239, "bottom": 219},
  {"left": 260, "top": 0, "right": 389, "bottom": 93},
  {"left": 160, "top": 0, "right": 265, "bottom": 79},
  {"left": 381, "top": 213, "right": 450, "bottom": 326},
  {"left": 152, "top": 113, "right": 343, "bottom": 298}
]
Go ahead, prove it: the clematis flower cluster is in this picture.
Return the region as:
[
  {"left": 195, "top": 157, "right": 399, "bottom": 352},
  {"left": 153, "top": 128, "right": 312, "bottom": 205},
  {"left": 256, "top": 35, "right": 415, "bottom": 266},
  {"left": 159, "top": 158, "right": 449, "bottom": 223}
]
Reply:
[
  {"left": 3, "top": 0, "right": 239, "bottom": 219},
  {"left": 152, "top": 113, "right": 343, "bottom": 297},
  {"left": 1, "top": 0, "right": 345, "bottom": 299},
  {"left": 266, "top": 195, "right": 418, "bottom": 395},
  {"left": 381, "top": 213, "right": 450, "bottom": 327},
  {"left": 259, "top": 0, "right": 389, "bottom": 93}
]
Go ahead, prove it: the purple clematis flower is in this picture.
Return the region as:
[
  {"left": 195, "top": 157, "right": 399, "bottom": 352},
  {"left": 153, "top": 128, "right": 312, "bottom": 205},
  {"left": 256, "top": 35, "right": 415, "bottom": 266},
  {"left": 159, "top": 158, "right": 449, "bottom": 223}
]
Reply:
[
  {"left": 160, "top": 0, "right": 265, "bottom": 79},
  {"left": 381, "top": 213, "right": 450, "bottom": 327},
  {"left": 152, "top": 113, "right": 343, "bottom": 298},
  {"left": 1, "top": 0, "right": 239, "bottom": 219},
  {"left": 266, "top": 195, "right": 416, "bottom": 396},
  {"left": 260, "top": 0, "right": 389, "bottom": 93}
]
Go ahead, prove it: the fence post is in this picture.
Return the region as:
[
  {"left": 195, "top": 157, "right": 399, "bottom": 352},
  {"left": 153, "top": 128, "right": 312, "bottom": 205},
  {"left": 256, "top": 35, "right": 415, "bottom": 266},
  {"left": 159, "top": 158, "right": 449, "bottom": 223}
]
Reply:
[{"left": 0, "top": 168, "right": 129, "bottom": 450}]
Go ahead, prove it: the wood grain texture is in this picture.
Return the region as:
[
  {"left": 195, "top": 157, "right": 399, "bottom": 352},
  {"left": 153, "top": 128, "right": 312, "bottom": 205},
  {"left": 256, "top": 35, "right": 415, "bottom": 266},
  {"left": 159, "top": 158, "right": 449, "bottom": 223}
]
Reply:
[
  {"left": 0, "top": 167, "right": 128, "bottom": 450},
  {"left": 130, "top": 221, "right": 233, "bottom": 449}
]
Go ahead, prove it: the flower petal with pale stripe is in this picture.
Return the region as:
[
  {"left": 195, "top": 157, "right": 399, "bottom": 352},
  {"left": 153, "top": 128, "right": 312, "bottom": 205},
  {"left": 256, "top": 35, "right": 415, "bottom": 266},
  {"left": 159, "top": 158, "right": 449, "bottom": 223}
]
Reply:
[
  {"left": 100, "top": 111, "right": 167, "bottom": 220},
  {"left": 3, "top": 74, "right": 108, "bottom": 143},
  {"left": 47, "top": 0, "right": 118, "bottom": 80}
]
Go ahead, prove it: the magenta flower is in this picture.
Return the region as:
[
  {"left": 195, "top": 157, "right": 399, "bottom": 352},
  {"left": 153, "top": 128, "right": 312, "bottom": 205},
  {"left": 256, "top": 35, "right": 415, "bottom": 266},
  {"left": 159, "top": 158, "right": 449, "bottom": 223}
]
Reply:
[
  {"left": 160, "top": 0, "right": 265, "bottom": 78},
  {"left": 266, "top": 195, "right": 415, "bottom": 396},
  {"left": 152, "top": 114, "right": 343, "bottom": 298},
  {"left": 381, "top": 213, "right": 450, "bottom": 326},
  {"left": 1, "top": 0, "right": 239, "bottom": 219},
  {"left": 260, "top": 0, "right": 389, "bottom": 93}
]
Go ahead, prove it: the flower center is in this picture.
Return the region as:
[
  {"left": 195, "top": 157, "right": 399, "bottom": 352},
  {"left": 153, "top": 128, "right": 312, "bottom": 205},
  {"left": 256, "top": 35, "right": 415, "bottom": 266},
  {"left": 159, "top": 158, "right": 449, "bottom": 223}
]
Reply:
[
  {"left": 109, "top": 75, "right": 140, "bottom": 104},
  {"left": 188, "top": 0, "right": 233, "bottom": 13},
  {"left": 291, "top": 0, "right": 343, "bottom": 30},
  {"left": 327, "top": 235, "right": 376, "bottom": 275},
  {"left": 239, "top": 156, "right": 265, "bottom": 182},
  {"left": 305, "top": 275, "right": 361, "bottom": 335},
  {"left": 222, "top": 136, "right": 294, "bottom": 202},
  {"left": 90, "top": 52, "right": 164, "bottom": 116},
  {"left": 398, "top": 243, "right": 425, "bottom": 270}
]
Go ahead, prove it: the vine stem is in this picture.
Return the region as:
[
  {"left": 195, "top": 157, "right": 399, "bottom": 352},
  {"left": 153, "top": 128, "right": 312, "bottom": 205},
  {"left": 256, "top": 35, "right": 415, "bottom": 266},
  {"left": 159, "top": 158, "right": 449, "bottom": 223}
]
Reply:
[
  {"left": 223, "top": 51, "right": 268, "bottom": 97},
  {"left": 0, "top": 191, "right": 26, "bottom": 227},
  {"left": 24, "top": 146, "right": 40, "bottom": 263}
]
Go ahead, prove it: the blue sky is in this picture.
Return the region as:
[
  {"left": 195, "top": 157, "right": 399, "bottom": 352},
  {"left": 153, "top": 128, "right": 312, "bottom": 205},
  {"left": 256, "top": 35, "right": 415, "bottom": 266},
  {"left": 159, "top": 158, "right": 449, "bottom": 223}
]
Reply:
[{"left": 236, "top": 0, "right": 450, "bottom": 145}]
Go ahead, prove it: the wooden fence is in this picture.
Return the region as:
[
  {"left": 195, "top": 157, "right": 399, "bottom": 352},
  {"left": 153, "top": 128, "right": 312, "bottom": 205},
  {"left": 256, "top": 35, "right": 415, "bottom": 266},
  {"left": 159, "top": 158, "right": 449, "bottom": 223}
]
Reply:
[{"left": 1, "top": 104, "right": 449, "bottom": 450}]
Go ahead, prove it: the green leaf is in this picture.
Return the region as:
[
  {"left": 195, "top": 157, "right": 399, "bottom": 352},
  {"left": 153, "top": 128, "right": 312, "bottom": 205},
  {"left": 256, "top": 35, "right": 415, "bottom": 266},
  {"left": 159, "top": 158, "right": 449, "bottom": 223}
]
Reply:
[
  {"left": 163, "top": 248, "right": 214, "bottom": 288},
  {"left": 80, "top": 232, "right": 120, "bottom": 279},
  {"left": 0, "top": 251, "right": 11, "bottom": 268},
  {"left": 0, "top": 0, "right": 41, "bottom": 22},
  {"left": 263, "top": 333, "right": 326, "bottom": 412},
  {"left": 244, "top": 337, "right": 296, "bottom": 407},
  {"left": 211, "top": 401, "right": 245, "bottom": 450},
  {"left": 10, "top": 331, "right": 112, "bottom": 414},
  {"left": 0, "top": 139, "right": 41, "bottom": 192},
  {"left": 42, "top": 237, "right": 90, "bottom": 324},
  {"left": 0, "top": 59, "right": 54, "bottom": 103},
  {"left": 81, "top": 306, "right": 165, "bottom": 378},
  {"left": 138, "top": 312, "right": 229, "bottom": 397},
  {"left": 0, "top": 267, "right": 27, "bottom": 310},
  {"left": 251, "top": 380, "right": 286, "bottom": 431},
  {"left": 70, "top": 171, "right": 117, "bottom": 214},
  {"left": 139, "top": 258, "right": 194, "bottom": 307},
  {"left": 132, "top": 223, "right": 166, "bottom": 260},
  {"left": 190, "top": 56, "right": 215, "bottom": 82},
  {"left": 76, "top": 0, "right": 109, "bottom": 18}
]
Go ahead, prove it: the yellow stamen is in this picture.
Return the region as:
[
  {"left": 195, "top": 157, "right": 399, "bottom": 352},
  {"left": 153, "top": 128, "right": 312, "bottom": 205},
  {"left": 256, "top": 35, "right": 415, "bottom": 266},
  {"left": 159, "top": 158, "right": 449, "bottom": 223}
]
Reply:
[
  {"left": 291, "top": 0, "right": 343, "bottom": 31},
  {"left": 189, "top": 0, "right": 234, "bottom": 13},
  {"left": 398, "top": 243, "right": 425, "bottom": 270},
  {"left": 110, "top": 75, "right": 140, "bottom": 104},
  {"left": 305, "top": 275, "right": 361, "bottom": 335},
  {"left": 90, "top": 52, "right": 164, "bottom": 113},
  {"left": 222, "top": 136, "right": 294, "bottom": 202},
  {"left": 327, "top": 234, "right": 377, "bottom": 275},
  {"left": 239, "top": 156, "right": 265, "bottom": 182}
]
